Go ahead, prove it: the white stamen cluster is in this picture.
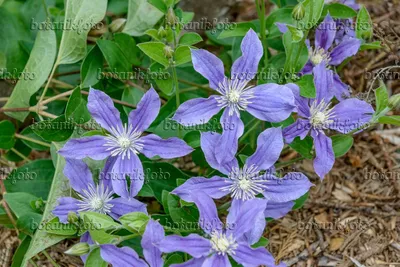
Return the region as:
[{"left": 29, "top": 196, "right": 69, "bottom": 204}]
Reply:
[
  {"left": 77, "top": 183, "right": 114, "bottom": 214},
  {"left": 216, "top": 77, "right": 254, "bottom": 116},
  {"left": 309, "top": 47, "right": 331, "bottom": 66},
  {"left": 104, "top": 124, "right": 143, "bottom": 160},
  {"left": 309, "top": 100, "right": 335, "bottom": 129},
  {"left": 210, "top": 231, "right": 238, "bottom": 256},
  {"left": 221, "top": 164, "right": 267, "bottom": 201}
]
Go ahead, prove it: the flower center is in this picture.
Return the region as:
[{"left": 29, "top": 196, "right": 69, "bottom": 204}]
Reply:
[
  {"left": 221, "top": 164, "right": 267, "bottom": 201},
  {"left": 104, "top": 124, "right": 143, "bottom": 160},
  {"left": 210, "top": 231, "right": 238, "bottom": 256},
  {"left": 77, "top": 183, "right": 114, "bottom": 214},
  {"left": 309, "top": 100, "right": 335, "bottom": 129},
  {"left": 216, "top": 77, "right": 254, "bottom": 116},
  {"left": 309, "top": 47, "right": 331, "bottom": 66}
]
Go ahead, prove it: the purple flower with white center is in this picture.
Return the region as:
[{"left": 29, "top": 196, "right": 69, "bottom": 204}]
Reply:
[
  {"left": 172, "top": 126, "right": 313, "bottom": 243},
  {"left": 52, "top": 159, "right": 147, "bottom": 223},
  {"left": 79, "top": 219, "right": 164, "bottom": 266},
  {"left": 300, "top": 14, "right": 361, "bottom": 100},
  {"left": 172, "top": 29, "right": 295, "bottom": 163},
  {"left": 157, "top": 192, "right": 286, "bottom": 267},
  {"left": 58, "top": 87, "right": 193, "bottom": 198},
  {"left": 282, "top": 78, "right": 374, "bottom": 179}
]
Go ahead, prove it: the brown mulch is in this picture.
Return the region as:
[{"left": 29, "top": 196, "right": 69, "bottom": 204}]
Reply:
[{"left": 1, "top": 0, "right": 399, "bottom": 266}]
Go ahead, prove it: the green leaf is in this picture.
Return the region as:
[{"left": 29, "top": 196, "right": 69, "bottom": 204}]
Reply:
[
  {"left": 17, "top": 213, "right": 43, "bottom": 235},
  {"left": 119, "top": 212, "right": 149, "bottom": 234},
  {"left": 122, "top": 87, "right": 144, "bottom": 115},
  {"left": 81, "top": 45, "right": 103, "bottom": 88},
  {"left": 66, "top": 87, "right": 91, "bottom": 123},
  {"left": 143, "top": 162, "right": 190, "bottom": 202},
  {"left": 97, "top": 39, "right": 132, "bottom": 73},
  {"left": 322, "top": 3, "right": 357, "bottom": 19},
  {"left": 138, "top": 42, "right": 169, "bottom": 67},
  {"left": 81, "top": 212, "right": 121, "bottom": 231},
  {"left": 375, "top": 81, "right": 389, "bottom": 114},
  {"left": 174, "top": 45, "right": 191, "bottom": 66},
  {"left": 32, "top": 116, "right": 74, "bottom": 142},
  {"left": 114, "top": 33, "right": 142, "bottom": 65},
  {"left": 378, "top": 115, "right": 400, "bottom": 126},
  {"left": 123, "top": 0, "right": 164, "bottom": 36},
  {"left": 5, "top": 159, "right": 55, "bottom": 199},
  {"left": 289, "top": 136, "right": 313, "bottom": 159},
  {"left": 283, "top": 32, "right": 308, "bottom": 76},
  {"left": 179, "top": 32, "right": 203, "bottom": 46},
  {"left": 360, "top": 41, "right": 382, "bottom": 51},
  {"left": 5, "top": 140, "right": 31, "bottom": 162},
  {"left": 0, "top": 120, "right": 15, "bottom": 149},
  {"left": 44, "top": 218, "right": 78, "bottom": 236},
  {"left": 252, "top": 237, "right": 269, "bottom": 248},
  {"left": 167, "top": 193, "right": 199, "bottom": 226},
  {"left": 11, "top": 236, "right": 31, "bottom": 267},
  {"left": 21, "top": 142, "right": 73, "bottom": 265},
  {"left": 298, "top": 0, "right": 325, "bottom": 30},
  {"left": 295, "top": 74, "right": 316, "bottom": 98},
  {"left": 331, "top": 135, "right": 354, "bottom": 158},
  {"left": 145, "top": 29, "right": 161, "bottom": 40},
  {"left": 56, "top": 0, "right": 107, "bottom": 65},
  {"left": 3, "top": 28, "right": 56, "bottom": 121},
  {"left": 183, "top": 131, "right": 200, "bottom": 148},
  {"left": 356, "top": 6, "right": 373, "bottom": 39},
  {"left": 165, "top": 254, "right": 184, "bottom": 266},
  {"left": 4, "top": 192, "right": 40, "bottom": 218},
  {"left": 89, "top": 228, "right": 119, "bottom": 244},
  {"left": 85, "top": 248, "right": 108, "bottom": 267},
  {"left": 218, "top": 22, "right": 256, "bottom": 39},
  {"left": 149, "top": 62, "right": 174, "bottom": 95},
  {"left": 293, "top": 192, "right": 309, "bottom": 210},
  {"left": 19, "top": 127, "right": 49, "bottom": 151}
]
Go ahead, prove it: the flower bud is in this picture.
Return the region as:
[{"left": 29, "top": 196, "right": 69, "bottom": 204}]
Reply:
[
  {"left": 292, "top": 2, "right": 305, "bottom": 21},
  {"left": 109, "top": 18, "right": 126, "bottom": 33},
  {"left": 389, "top": 94, "right": 400, "bottom": 110},
  {"left": 158, "top": 26, "right": 167, "bottom": 38},
  {"left": 64, "top": 243, "right": 90, "bottom": 256},
  {"left": 166, "top": 8, "right": 179, "bottom": 28},
  {"left": 67, "top": 212, "right": 79, "bottom": 224},
  {"left": 163, "top": 46, "right": 174, "bottom": 58}
]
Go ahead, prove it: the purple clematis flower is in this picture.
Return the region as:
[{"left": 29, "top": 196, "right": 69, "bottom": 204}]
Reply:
[
  {"left": 325, "top": 0, "right": 360, "bottom": 10},
  {"left": 172, "top": 29, "right": 295, "bottom": 163},
  {"left": 282, "top": 76, "right": 374, "bottom": 179},
  {"left": 300, "top": 14, "right": 361, "bottom": 101},
  {"left": 158, "top": 192, "right": 286, "bottom": 267},
  {"left": 58, "top": 87, "right": 193, "bottom": 198},
  {"left": 172, "top": 126, "right": 313, "bottom": 243},
  {"left": 52, "top": 159, "right": 147, "bottom": 223},
  {"left": 79, "top": 219, "right": 164, "bottom": 266}
]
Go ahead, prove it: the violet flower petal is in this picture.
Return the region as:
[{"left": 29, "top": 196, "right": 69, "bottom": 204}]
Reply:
[
  {"left": 52, "top": 197, "right": 80, "bottom": 224},
  {"left": 158, "top": 234, "right": 211, "bottom": 258},
  {"left": 58, "top": 136, "right": 110, "bottom": 160},
  {"left": 100, "top": 244, "right": 148, "bottom": 267},
  {"left": 329, "top": 37, "right": 361, "bottom": 66},
  {"left": 315, "top": 14, "right": 336, "bottom": 51},
  {"left": 246, "top": 84, "right": 295, "bottom": 122},
  {"left": 128, "top": 87, "right": 160, "bottom": 133},
  {"left": 108, "top": 198, "right": 147, "bottom": 220},
  {"left": 87, "top": 88, "right": 123, "bottom": 133},
  {"left": 140, "top": 134, "right": 193, "bottom": 159},
  {"left": 191, "top": 49, "right": 226, "bottom": 90},
  {"left": 172, "top": 176, "right": 231, "bottom": 202},
  {"left": 63, "top": 159, "right": 94, "bottom": 194},
  {"left": 311, "top": 129, "right": 335, "bottom": 179},
  {"left": 141, "top": 219, "right": 165, "bottom": 267}
]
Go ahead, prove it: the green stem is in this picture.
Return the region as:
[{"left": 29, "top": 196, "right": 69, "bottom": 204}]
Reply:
[
  {"left": 37, "top": 63, "right": 59, "bottom": 119},
  {"left": 172, "top": 64, "right": 182, "bottom": 138},
  {"left": 29, "top": 259, "right": 39, "bottom": 267},
  {"left": 41, "top": 0, "right": 49, "bottom": 18},
  {"left": 239, "top": 119, "right": 261, "bottom": 143},
  {"left": 282, "top": 44, "right": 294, "bottom": 83},
  {"left": 10, "top": 148, "right": 31, "bottom": 162},
  {"left": 257, "top": 0, "right": 268, "bottom": 69},
  {"left": 15, "top": 133, "right": 51, "bottom": 148},
  {"left": 276, "top": 156, "right": 305, "bottom": 169},
  {"left": 116, "top": 233, "right": 139, "bottom": 243},
  {"left": 42, "top": 250, "right": 60, "bottom": 267}
]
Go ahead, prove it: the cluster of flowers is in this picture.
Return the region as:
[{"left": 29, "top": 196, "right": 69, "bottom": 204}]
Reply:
[{"left": 53, "top": 3, "right": 373, "bottom": 266}]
